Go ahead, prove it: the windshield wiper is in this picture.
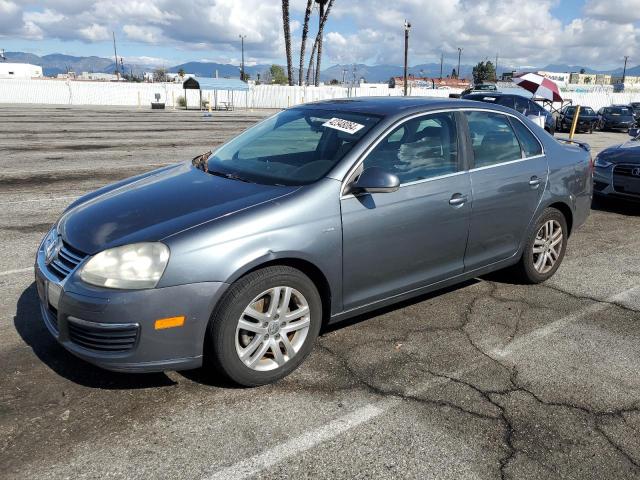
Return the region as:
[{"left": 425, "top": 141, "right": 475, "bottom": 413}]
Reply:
[{"left": 207, "top": 169, "right": 255, "bottom": 184}]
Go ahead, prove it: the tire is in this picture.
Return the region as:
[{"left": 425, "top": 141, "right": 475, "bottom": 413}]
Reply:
[
  {"left": 206, "top": 266, "right": 322, "bottom": 386},
  {"left": 510, "top": 208, "right": 568, "bottom": 284}
]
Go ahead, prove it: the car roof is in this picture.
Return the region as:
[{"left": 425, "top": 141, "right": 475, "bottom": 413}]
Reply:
[
  {"left": 295, "top": 96, "right": 512, "bottom": 117},
  {"left": 463, "top": 92, "right": 528, "bottom": 99}
]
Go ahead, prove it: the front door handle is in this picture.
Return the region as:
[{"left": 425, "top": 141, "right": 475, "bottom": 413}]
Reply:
[
  {"left": 529, "top": 176, "right": 542, "bottom": 188},
  {"left": 449, "top": 193, "right": 468, "bottom": 207}
]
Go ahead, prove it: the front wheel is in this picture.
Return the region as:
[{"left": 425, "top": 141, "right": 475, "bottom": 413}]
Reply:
[
  {"left": 510, "top": 208, "right": 568, "bottom": 284},
  {"left": 206, "top": 266, "right": 322, "bottom": 386}
]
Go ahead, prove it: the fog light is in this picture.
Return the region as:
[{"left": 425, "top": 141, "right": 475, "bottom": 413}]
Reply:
[{"left": 155, "top": 316, "right": 185, "bottom": 330}]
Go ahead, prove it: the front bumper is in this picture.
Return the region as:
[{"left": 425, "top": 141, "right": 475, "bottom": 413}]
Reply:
[
  {"left": 35, "top": 246, "right": 228, "bottom": 373},
  {"left": 593, "top": 165, "right": 640, "bottom": 201},
  {"left": 602, "top": 120, "right": 635, "bottom": 130}
]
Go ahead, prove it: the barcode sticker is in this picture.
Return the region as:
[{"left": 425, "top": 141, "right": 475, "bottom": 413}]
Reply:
[{"left": 322, "top": 117, "right": 365, "bottom": 134}]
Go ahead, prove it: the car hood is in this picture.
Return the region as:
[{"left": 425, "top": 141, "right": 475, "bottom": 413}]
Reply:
[
  {"left": 599, "top": 140, "right": 640, "bottom": 164},
  {"left": 565, "top": 114, "right": 597, "bottom": 120},
  {"left": 58, "top": 162, "right": 298, "bottom": 254}
]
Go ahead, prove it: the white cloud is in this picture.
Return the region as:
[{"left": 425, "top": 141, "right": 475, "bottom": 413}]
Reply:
[
  {"left": 123, "top": 24, "right": 163, "bottom": 43},
  {"left": 584, "top": 0, "right": 640, "bottom": 23},
  {"left": 78, "top": 23, "right": 110, "bottom": 41}
]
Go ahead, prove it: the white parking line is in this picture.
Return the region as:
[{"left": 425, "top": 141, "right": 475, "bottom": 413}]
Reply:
[
  {"left": 496, "top": 286, "right": 640, "bottom": 358},
  {"left": 0, "top": 267, "right": 34, "bottom": 277},
  {"left": 204, "top": 284, "right": 639, "bottom": 480},
  {"left": 206, "top": 403, "right": 388, "bottom": 480}
]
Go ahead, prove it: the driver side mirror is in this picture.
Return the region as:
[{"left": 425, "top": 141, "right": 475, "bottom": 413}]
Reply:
[
  {"left": 629, "top": 127, "right": 640, "bottom": 138},
  {"left": 348, "top": 167, "right": 400, "bottom": 194}
]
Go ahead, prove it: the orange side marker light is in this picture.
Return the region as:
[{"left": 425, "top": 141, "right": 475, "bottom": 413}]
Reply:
[{"left": 155, "top": 316, "right": 185, "bottom": 330}]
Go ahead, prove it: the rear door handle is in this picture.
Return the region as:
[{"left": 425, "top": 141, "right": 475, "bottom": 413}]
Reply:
[
  {"left": 529, "top": 176, "right": 542, "bottom": 188},
  {"left": 449, "top": 193, "right": 468, "bottom": 207}
]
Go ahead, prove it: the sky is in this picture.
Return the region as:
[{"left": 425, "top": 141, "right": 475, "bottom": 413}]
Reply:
[{"left": 0, "top": 0, "right": 638, "bottom": 70}]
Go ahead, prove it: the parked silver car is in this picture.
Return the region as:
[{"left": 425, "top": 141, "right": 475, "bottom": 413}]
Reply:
[{"left": 35, "top": 98, "right": 592, "bottom": 386}]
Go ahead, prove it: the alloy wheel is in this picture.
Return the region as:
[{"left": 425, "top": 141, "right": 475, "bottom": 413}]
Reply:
[
  {"left": 235, "top": 286, "right": 311, "bottom": 371},
  {"left": 532, "top": 220, "right": 563, "bottom": 274}
]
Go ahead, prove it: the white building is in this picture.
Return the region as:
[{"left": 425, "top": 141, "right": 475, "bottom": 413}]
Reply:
[{"left": 0, "top": 63, "right": 43, "bottom": 79}]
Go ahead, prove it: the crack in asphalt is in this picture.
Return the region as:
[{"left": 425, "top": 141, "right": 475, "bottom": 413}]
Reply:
[
  {"left": 541, "top": 282, "right": 640, "bottom": 314},
  {"left": 316, "top": 280, "right": 640, "bottom": 479}
]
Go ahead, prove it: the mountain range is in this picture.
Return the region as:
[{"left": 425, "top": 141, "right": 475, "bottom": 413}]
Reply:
[{"left": 4, "top": 51, "right": 640, "bottom": 83}]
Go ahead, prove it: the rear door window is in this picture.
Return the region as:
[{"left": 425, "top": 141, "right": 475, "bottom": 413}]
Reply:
[
  {"left": 510, "top": 118, "right": 543, "bottom": 157},
  {"left": 514, "top": 97, "right": 531, "bottom": 115},
  {"left": 465, "top": 111, "right": 523, "bottom": 168}
]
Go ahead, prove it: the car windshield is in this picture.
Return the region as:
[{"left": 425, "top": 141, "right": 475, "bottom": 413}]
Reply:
[
  {"left": 207, "top": 108, "right": 381, "bottom": 186},
  {"left": 474, "top": 84, "right": 497, "bottom": 91},
  {"left": 567, "top": 107, "right": 595, "bottom": 115},
  {"left": 606, "top": 107, "right": 631, "bottom": 115}
]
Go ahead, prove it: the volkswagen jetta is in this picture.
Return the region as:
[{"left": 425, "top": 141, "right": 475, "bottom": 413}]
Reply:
[{"left": 35, "top": 98, "right": 592, "bottom": 386}]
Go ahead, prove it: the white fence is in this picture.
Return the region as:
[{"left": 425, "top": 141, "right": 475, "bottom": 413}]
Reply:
[{"left": 1, "top": 79, "right": 639, "bottom": 111}]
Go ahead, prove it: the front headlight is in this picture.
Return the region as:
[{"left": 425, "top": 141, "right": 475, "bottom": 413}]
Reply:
[
  {"left": 79, "top": 242, "right": 170, "bottom": 289},
  {"left": 594, "top": 156, "right": 612, "bottom": 168}
]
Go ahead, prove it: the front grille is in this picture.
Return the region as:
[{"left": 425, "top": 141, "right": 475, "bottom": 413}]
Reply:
[
  {"left": 47, "top": 242, "right": 87, "bottom": 281},
  {"left": 67, "top": 317, "right": 139, "bottom": 352},
  {"left": 613, "top": 165, "right": 640, "bottom": 195}
]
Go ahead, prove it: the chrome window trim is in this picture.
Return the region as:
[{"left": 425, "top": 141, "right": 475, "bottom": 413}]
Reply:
[{"left": 340, "top": 107, "right": 546, "bottom": 198}]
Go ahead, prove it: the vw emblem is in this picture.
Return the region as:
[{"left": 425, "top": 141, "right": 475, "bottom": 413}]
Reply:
[
  {"left": 44, "top": 234, "right": 61, "bottom": 265},
  {"left": 632, "top": 167, "right": 640, "bottom": 177}
]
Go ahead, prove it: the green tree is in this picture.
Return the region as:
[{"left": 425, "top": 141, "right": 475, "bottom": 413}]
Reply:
[
  {"left": 270, "top": 64, "right": 288, "bottom": 85},
  {"left": 451, "top": 68, "right": 457, "bottom": 79},
  {"left": 472, "top": 61, "right": 496, "bottom": 84},
  {"left": 153, "top": 67, "right": 167, "bottom": 82},
  {"left": 329, "top": 78, "right": 340, "bottom": 85}
]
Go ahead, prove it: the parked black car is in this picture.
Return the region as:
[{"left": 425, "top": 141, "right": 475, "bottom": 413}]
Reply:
[
  {"left": 628, "top": 102, "right": 640, "bottom": 123},
  {"left": 461, "top": 83, "right": 498, "bottom": 96},
  {"left": 597, "top": 106, "right": 636, "bottom": 132},
  {"left": 555, "top": 105, "right": 598, "bottom": 133},
  {"left": 462, "top": 92, "right": 555, "bottom": 134}
]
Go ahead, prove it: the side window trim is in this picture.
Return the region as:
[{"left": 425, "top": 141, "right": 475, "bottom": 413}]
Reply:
[{"left": 340, "top": 107, "right": 545, "bottom": 197}]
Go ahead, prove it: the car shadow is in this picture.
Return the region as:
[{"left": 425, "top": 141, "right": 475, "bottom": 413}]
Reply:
[
  {"left": 591, "top": 196, "right": 640, "bottom": 216},
  {"left": 14, "top": 282, "right": 177, "bottom": 390},
  {"left": 321, "top": 279, "right": 480, "bottom": 333}
]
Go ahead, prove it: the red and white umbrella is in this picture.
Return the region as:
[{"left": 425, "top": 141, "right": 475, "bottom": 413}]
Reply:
[{"left": 512, "top": 72, "right": 563, "bottom": 102}]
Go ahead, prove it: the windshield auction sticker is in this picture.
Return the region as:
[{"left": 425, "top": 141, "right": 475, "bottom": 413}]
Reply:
[{"left": 322, "top": 117, "right": 365, "bottom": 134}]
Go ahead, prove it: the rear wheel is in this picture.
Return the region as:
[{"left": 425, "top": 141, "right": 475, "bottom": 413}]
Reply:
[
  {"left": 510, "top": 208, "right": 568, "bottom": 284},
  {"left": 206, "top": 266, "right": 322, "bottom": 386}
]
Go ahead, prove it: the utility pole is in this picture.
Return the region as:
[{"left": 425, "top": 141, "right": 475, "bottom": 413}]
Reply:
[
  {"left": 112, "top": 31, "right": 120, "bottom": 81},
  {"left": 622, "top": 55, "right": 629, "bottom": 84},
  {"left": 457, "top": 47, "right": 463, "bottom": 80},
  {"left": 440, "top": 52, "right": 443, "bottom": 80},
  {"left": 495, "top": 52, "right": 499, "bottom": 81},
  {"left": 403, "top": 20, "right": 411, "bottom": 96},
  {"left": 239, "top": 34, "right": 246, "bottom": 81}
]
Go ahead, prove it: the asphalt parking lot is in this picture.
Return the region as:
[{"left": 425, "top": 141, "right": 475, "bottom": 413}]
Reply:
[{"left": 1, "top": 105, "right": 639, "bottom": 480}]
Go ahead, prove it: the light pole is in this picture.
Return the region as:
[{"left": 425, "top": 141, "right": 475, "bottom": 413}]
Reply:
[
  {"left": 239, "top": 34, "right": 246, "bottom": 81},
  {"left": 457, "top": 47, "right": 463, "bottom": 80},
  {"left": 403, "top": 20, "right": 411, "bottom": 96},
  {"left": 622, "top": 55, "right": 629, "bottom": 84}
]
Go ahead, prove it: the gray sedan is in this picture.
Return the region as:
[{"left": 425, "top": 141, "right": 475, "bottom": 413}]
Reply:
[{"left": 35, "top": 98, "right": 592, "bottom": 386}]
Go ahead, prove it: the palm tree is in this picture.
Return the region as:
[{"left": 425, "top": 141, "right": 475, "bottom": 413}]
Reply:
[
  {"left": 298, "top": 0, "right": 314, "bottom": 86},
  {"left": 281, "top": 0, "right": 294, "bottom": 86},
  {"left": 305, "top": 0, "right": 335, "bottom": 86}
]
